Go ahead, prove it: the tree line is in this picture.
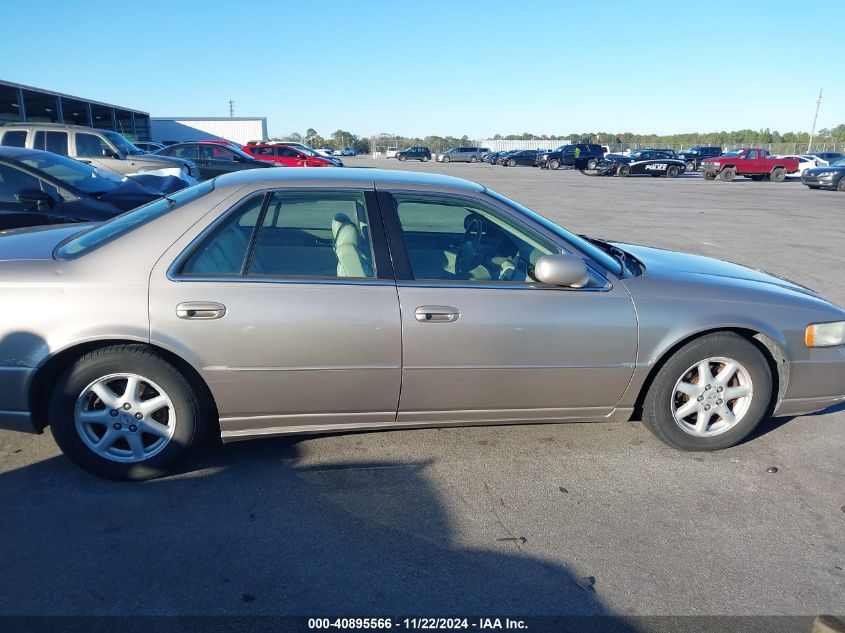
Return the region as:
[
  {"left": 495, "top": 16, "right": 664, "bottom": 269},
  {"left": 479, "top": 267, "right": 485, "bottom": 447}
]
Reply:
[{"left": 271, "top": 125, "right": 845, "bottom": 153}]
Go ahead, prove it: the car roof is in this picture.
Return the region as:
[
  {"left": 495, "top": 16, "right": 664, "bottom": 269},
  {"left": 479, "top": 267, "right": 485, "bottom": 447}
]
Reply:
[
  {"left": 213, "top": 166, "right": 486, "bottom": 193},
  {"left": 0, "top": 146, "right": 45, "bottom": 159}
]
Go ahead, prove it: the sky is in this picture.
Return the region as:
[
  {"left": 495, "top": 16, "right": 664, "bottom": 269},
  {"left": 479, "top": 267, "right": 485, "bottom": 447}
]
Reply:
[{"left": 1, "top": 0, "right": 841, "bottom": 139}]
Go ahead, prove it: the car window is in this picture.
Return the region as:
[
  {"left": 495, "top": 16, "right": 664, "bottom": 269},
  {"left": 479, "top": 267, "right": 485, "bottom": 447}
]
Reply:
[
  {"left": 391, "top": 193, "right": 555, "bottom": 283},
  {"left": 171, "top": 145, "right": 200, "bottom": 159},
  {"left": 181, "top": 190, "right": 375, "bottom": 279},
  {"left": 1, "top": 130, "right": 28, "bottom": 147},
  {"left": 76, "top": 133, "right": 109, "bottom": 158},
  {"left": 19, "top": 151, "right": 124, "bottom": 194},
  {"left": 0, "top": 163, "right": 42, "bottom": 203},
  {"left": 250, "top": 147, "right": 273, "bottom": 156},
  {"left": 203, "top": 145, "right": 237, "bottom": 160},
  {"left": 276, "top": 147, "right": 300, "bottom": 158},
  {"left": 34, "top": 131, "right": 69, "bottom": 156}
]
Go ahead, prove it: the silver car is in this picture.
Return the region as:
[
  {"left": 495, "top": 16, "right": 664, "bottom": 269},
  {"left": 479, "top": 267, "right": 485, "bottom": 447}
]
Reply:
[
  {"left": 1, "top": 169, "right": 844, "bottom": 480},
  {"left": 0, "top": 123, "right": 201, "bottom": 180},
  {"left": 436, "top": 147, "right": 485, "bottom": 163}
]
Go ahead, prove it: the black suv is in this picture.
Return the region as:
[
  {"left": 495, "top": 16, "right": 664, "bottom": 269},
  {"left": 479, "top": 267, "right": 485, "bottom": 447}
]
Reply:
[
  {"left": 536, "top": 143, "right": 605, "bottom": 170},
  {"left": 675, "top": 146, "right": 722, "bottom": 172},
  {"left": 395, "top": 146, "right": 431, "bottom": 162}
]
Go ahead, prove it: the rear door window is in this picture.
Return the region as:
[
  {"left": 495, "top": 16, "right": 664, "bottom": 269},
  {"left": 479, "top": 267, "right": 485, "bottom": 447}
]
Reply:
[{"left": 34, "top": 131, "right": 69, "bottom": 156}]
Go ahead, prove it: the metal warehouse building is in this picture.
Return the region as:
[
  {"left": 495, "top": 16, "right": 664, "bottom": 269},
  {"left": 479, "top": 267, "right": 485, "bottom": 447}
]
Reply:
[
  {"left": 0, "top": 79, "right": 151, "bottom": 140},
  {"left": 150, "top": 117, "right": 268, "bottom": 146}
]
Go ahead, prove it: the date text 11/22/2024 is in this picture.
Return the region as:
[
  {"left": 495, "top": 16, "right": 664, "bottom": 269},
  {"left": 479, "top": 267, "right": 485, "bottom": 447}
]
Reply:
[{"left": 308, "top": 618, "right": 528, "bottom": 630}]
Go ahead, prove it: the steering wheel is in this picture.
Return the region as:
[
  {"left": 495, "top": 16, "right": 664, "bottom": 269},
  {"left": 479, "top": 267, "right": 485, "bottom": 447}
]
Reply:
[{"left": 455, "top": 216, "right": 484, "bottom": 277}]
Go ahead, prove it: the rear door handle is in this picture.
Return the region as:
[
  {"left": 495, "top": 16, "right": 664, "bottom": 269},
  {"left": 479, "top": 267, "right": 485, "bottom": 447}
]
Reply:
[
  {"left": 176, "top": 302, "right": 226, "bottom": 320},
  {"left": 414, "top": 305, "right": 460, "bottom": 323}
]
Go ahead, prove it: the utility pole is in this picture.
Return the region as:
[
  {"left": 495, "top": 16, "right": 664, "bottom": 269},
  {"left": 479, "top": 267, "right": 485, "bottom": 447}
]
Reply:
[
  {"left": 228, "top": 99, "right": 235, "bottom": 118},
  {"left": 807, "top": 89, "right": 822, "bottom": 153}
]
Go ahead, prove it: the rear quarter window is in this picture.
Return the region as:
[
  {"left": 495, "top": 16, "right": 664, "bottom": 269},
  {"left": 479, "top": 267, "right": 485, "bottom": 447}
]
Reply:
[{"left": 1, "top": 130, "right": 28, "bottom": 147}]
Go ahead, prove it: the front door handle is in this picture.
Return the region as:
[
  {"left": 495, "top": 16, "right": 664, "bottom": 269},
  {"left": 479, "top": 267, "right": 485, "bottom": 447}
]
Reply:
[
  {"left": 414, "top": 305, "right": 460, "bottom": 323},
  {"left": 176, "top": 302, "right": 226, "bottom": 320}
]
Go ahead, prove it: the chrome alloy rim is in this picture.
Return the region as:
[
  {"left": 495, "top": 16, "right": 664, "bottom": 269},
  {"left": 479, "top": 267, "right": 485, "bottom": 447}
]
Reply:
[
  {"left": 74, "top": 373, "right": 176, "bottom": 463},
  {"left": 671, "top": 357, "right": 753, "bottom": 437}
]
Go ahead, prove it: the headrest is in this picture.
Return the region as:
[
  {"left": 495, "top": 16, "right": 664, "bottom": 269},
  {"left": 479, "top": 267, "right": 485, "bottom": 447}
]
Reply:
[
  {"left": 334, "top": 222, "right": 360, "bottom": 247},
  {"left": 332, "top": 212, "right": 355, "bottom": 238}
]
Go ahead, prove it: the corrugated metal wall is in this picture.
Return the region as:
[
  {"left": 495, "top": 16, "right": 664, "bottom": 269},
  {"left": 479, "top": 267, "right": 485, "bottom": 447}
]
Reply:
[
  {"left": 150, "top": 118, "right": 267, "bottom": 145},
  {"left": 480, "top": 139, "right": 571, "bottom": 151}
]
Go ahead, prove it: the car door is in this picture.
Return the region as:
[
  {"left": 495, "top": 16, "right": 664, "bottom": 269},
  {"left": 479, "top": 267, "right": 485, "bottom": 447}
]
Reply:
[
  {"left": 378, "top": 189, "right": 638, "bottom": 426},
  {"left": 73, "top": 131, "right": 127, "bottom": 175},
  {"left": 274, "top": 147, "right": 304, "bottom": 167},
  {"left": 149, "top": 187, "right": 401, "bottom": 439}
]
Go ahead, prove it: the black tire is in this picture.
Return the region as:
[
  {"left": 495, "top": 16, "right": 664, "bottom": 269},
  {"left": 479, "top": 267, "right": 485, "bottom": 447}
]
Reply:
[
  {"left": 49, "top": 345, "right": 205, "bottom": 480},
  {"left": 507, "top": 158, "right": 516, "bottom": 167},
  {"left": 703, "top": 172, "right": 717, "bottom": 181},
  {"left": 720, "top": 167, "right": 736, "bottom": 182},
  {"left": 770, "top": 167, "right": 786, "bottom": 183},
  {"left": 548, "top": 158, "right": 560, "bottom": 170},
  {"left": 642, "top": 333, "right": 772, "bottom": 451},
  {"left": 586, "top": 158, "right": 598, "bottom": 170},
  {"left": 666, "top": 165, "right": 680, "bottom": 178},
  {"left": 616, "top": 164, "right": 630, "bottom": 177},
  {"left": 686, "top": 161, "right": 697, "bottom": 172},
  {"left": 838, "top": 178, "right": 845, "bottom": 192},
  {"left": 421, "top": 156, "right": 429, "bottom": 162},
  {"left": 442, "top": 156, "right": 450, "bottom": 163},
  {"left": 470, "top": 156, "right": 478, "bottom": 163},
  {"left": 398, "top": 154, "right": 406, "bottom": 162}
]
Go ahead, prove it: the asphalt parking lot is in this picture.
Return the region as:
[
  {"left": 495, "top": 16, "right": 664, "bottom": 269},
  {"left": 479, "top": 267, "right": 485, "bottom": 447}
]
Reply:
[{"left": 1, "top": 159, "right": 843, "bottom": 620}]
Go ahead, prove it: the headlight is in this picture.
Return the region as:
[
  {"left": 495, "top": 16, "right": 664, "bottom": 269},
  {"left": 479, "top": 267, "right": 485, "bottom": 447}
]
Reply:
[{"left": 805, "top": 321, "right": 845, "bottom": 347}]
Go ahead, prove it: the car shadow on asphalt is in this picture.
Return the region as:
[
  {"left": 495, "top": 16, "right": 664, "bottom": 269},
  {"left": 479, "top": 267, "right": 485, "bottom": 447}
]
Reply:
[{"left": 0, "top": 434, "right": 636, "bottom": 627}]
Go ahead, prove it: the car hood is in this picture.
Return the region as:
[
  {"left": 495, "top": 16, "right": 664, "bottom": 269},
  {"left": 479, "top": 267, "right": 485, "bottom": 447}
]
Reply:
[
  {"left": 614, "top": 242, "right": 820, "bottom": 297},
  {"left": 0, "top": 223, "right": 91, "bottom": 261},
  {"left": 803, "top": 166, "right": 845, "bottom": 176}
]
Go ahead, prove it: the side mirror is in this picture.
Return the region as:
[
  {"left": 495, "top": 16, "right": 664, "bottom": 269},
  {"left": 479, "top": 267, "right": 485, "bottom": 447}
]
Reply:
[
  {"left": 532, "top": 254, "right": 591, "bottom": 288},
  {"left": 101, "top": 147, "right": 120, "bottom": 159},
  {"left": 15, "top": 188, "right": 55, "bottom": 211}
]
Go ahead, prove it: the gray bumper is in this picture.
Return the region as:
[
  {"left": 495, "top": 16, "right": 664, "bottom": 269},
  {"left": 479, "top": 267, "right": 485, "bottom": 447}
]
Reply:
[
  {"left": 0, "top": 366, "right": 38, "bottom": 433},
  {"left": 774, "top": 346, "right": 845, "bottom": 416}
]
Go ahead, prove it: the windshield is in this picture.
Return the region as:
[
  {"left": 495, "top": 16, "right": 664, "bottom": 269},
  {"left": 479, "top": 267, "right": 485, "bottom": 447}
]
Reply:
[
  {"left": 18, "top": 151, "right": 125, "bottom": 194},
  {"left": 486, "top": 189, "right": 623, "bottom": 275},
  {"left": 56, "top": 180, "right": 214, "bottom": 259},
  {"left": 102, "top": 131, "right": 144, "bottom": 155},
  {"left": 721, "top": 150, "right": 743, "bottom": 157}
]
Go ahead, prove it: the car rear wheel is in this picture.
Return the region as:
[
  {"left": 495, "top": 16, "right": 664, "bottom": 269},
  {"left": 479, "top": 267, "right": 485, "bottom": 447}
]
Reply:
[
  {"left": 642, "top": 333, "right": 772, "bottom": 451},
  {"left": 548, "top": 159, "right": 560, "bottom": 170},
  {"left": 770, "top": 167, "right": 786, "bottom": 183},
  {"left": 720, "top": 167, "right": 736, "bottom": 182},
  {"left": 686, "top": 161, "right": 697, "bottom": 172},
  {"left": 470, "top": 156, "right": 478, "bottom": 163},
  {"left": 49, "top": 345, "right": 205, "bottom": 480},
  {"left": 616, "top": 164, "right": 630, "bottom": 177},
  {"left": 586, "top": 158, "right": 598, "bottom": 170},
  {"left": 422, "top": 156, "right": 429, "bottom": 162},
  {"left": 666, "top": 165, "right": 680, "bottom": 178}
]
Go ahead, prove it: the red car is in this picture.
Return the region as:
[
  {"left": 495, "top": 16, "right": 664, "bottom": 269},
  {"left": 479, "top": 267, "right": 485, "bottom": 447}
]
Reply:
[{"left": 242, "top": 144, "right": 332, "bottom": 167}]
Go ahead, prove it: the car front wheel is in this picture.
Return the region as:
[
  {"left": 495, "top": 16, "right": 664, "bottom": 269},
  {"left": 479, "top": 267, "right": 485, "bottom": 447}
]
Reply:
[
  {"left": 642, "top": 333, "right": 772, "bottom": 451},
  {"left": 49, "top": 345, "right": 205, "bottom": 480},
  {"left": 838, "top": 178, "right": 845, "bottom": 192},
  {"left": 548, "top": 159, "right": 560, "bottom": 170}
]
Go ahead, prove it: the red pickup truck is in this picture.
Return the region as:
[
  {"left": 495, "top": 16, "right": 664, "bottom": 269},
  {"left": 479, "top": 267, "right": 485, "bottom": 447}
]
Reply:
[{"left": 700, "top": 149, "right": 799, "bottom": 182}]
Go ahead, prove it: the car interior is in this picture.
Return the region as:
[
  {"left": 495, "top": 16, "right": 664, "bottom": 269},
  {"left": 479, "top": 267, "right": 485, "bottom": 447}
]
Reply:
[
  {"left": 180, "top": 192, "right": 374, "bottom": 278},
  {"left": 392, "top": 195, "right": 553, "bottom": 282}
]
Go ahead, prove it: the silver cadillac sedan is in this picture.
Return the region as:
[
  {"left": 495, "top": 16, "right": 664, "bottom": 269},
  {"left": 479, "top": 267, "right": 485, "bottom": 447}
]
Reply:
[{"left": 1, "top": 169, "right": 844, "bottom": 480}]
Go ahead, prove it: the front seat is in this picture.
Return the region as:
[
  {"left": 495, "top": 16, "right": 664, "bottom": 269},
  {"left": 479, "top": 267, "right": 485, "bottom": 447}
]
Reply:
[{"left": 332, "top": 212, "right": 371, "bottom": 278}]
